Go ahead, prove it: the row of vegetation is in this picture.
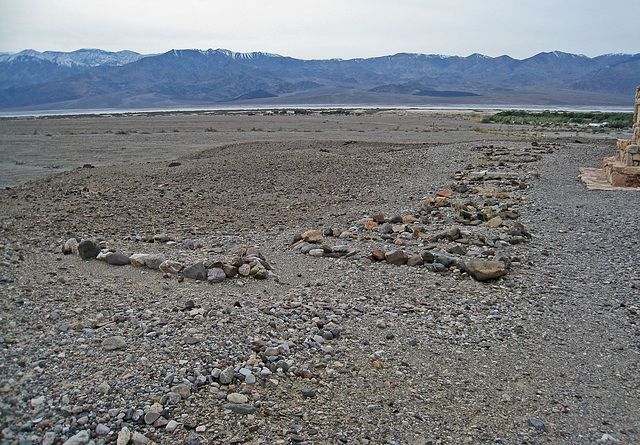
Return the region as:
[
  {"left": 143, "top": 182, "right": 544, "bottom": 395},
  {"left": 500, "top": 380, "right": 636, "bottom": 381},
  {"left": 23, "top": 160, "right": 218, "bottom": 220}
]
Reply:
[{"left": 481, "top": 110, "right": 634, "bottom": 128}]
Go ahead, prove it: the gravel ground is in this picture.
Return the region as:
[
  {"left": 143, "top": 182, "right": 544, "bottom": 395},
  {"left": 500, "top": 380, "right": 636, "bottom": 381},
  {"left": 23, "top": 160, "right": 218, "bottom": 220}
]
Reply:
[{"left": 0, "top": 112, "right": 638, "bottom": 445}]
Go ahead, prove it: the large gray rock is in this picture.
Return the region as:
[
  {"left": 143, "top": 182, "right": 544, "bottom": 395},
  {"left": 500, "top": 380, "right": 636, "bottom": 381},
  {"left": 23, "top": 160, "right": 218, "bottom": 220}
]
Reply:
[
  {"left": 129, "top": 253, "right": 166, "bottom": 269},
  {"left": 77, "top": 240, "right": 100, "bottom": 260},
  {"left": 207, "top": 267, "right": 226, "bottom": 283},
  {"left": 434, "top": 253, "right": 454, "bottom": 267},
  {"left": 143, "top": 254, "right": 165, "bottom": 270},
  {"left": 104, "top": 252, "right": 130, "bottom": 266},
  {"left": 183, "top": 262, "right": 207, "bottom": 281}
]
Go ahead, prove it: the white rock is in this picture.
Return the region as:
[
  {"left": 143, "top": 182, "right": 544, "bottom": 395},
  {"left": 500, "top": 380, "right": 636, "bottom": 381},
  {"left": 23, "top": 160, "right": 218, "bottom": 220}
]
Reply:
[
  {"left": 227, "top": 393, "right": 248, "bottom": 404},
  {"left": 116, "top": 426, "right": 131, "bottom": 445},
  {"left": 165, "top": 419, "right": 179, "bottom": 432}
]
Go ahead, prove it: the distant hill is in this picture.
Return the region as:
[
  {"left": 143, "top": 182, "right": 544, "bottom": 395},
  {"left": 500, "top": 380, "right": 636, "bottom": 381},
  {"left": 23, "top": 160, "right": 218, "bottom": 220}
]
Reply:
[{"left": 0, "top": 48, "right": 638, "bottom": 111}]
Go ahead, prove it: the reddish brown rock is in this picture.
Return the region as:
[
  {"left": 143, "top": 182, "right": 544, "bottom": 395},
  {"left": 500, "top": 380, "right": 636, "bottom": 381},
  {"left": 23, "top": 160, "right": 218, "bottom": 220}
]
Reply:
[
  {"left": 222, "top": 263, "right": 238, "bottom": 278},
  {"left": 385, "top": 250, "right": 408, "bottom": 266},
  {"left": 406, "top": 254, "right": 424, "bottom": 267},
  {"left": 421, "top": 250, "right": 435, "bottom": 263},
  {"left": 371, "top": 249, "right": 386, "bottom": 261},
  {"left": 402, "top": 215, "right": 419, "bottom": 224}
]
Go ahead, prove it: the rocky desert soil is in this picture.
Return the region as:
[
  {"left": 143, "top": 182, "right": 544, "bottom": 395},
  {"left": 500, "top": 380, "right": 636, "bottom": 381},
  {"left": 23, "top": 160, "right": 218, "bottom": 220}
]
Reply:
[{"left": 0, "top": 110, "right": 638, "bottom": 445}]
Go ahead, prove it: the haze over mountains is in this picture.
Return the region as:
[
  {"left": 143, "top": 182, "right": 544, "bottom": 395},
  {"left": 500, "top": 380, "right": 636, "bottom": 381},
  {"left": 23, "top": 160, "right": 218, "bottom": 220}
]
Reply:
[{"left": 0, "top": 48, "right": 638, "bottom": 111}]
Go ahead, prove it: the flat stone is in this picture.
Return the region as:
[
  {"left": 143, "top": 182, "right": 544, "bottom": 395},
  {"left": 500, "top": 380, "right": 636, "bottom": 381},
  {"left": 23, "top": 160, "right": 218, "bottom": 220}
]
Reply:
[
  {"left": 131, "top": 432, "right": 149, "bottom": 445},
  {"left": 436, "top": 189, "right": 454, "bottom": 197},
  {"left": 129, "top": 253, "right": 166, "bottom": 269},
  {"left": 144, "top": 411, "right": 160, "bottom": 425},
  {"left": 102, "top": 336, "right": 127, "bottom": 351},
  {"left": 402, "top": 215, "right": 419, "bottom": 224},
  {"left": 301, "top": 389, "right": 316, "bottom": 398},
  {"left": 224, "top": 403, "right": 256, "bottom": 415},
  {"left": 302, "top": 230, "right": 323, "bottom": 243},
  {"left": 528, "top": 418, "right": 546, "bottom": 431},
  {"left": 104, "top": 252, "right": 130, "bottom": 266},
  {"left": 159, "top": 260, "right": 183, "bottom": 274},
  {"left": 143, "top": 254, "right": 165, "bottom": 269},
  {"left": 62, "top": 430, "right": 90, "bottom": 445},
  {"left": 466, "top": 260, "right": 508, "bottom": 281},
  {"left": 129, "top": 253, "right": 148, "bottom": 267},
  {"left": 171, "top": 383, "right": 191, "bottom": 398},
  {"left": 153, "top": 416, "right": 169, "bottom": 428},
  {"left": 165, "top": 420, "right": 179, "bottom": 432},
  {"left": 487, "top": 216, "right": 503, "bottom": 228},
  {"left": 226, "top": 393, "right": 248, "bottom": 404}
]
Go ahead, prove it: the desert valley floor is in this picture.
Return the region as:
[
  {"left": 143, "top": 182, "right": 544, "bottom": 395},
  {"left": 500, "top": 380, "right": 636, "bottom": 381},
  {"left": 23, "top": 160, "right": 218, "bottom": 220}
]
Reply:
[{"left": 0, "top": 110, "right": 638, "bottom": 444}]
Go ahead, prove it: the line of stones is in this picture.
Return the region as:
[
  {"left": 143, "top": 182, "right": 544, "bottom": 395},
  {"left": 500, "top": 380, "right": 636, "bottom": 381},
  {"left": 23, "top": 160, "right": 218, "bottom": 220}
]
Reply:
[
  {"left": 61, "top": 237, "right": 271, "bottom": 282},
  {"left": 291, "top": 226, "right": 515, "bottom": 281}
]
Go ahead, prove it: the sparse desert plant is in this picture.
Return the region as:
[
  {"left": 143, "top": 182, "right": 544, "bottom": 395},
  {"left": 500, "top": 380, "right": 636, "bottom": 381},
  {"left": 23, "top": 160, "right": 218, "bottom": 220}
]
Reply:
[{"left": 481, "top": 110, "right": 633, "bottom": 128}]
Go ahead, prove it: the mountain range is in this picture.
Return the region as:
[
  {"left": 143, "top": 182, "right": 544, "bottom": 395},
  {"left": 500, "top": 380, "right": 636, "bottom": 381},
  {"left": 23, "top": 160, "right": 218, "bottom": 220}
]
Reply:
[{"left": 0, "top": 48, "right": 638, "bottom": 111}]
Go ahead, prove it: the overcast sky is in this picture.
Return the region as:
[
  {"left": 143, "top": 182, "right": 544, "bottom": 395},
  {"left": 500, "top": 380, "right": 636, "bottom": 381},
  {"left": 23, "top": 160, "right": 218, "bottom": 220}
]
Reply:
[{"left": 1, "top": 0, "right": 638, "bottom": 59}]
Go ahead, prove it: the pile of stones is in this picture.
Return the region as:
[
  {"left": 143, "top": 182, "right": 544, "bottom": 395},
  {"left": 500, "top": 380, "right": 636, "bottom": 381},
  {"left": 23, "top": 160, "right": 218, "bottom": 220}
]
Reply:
[
  {"left": 61, "top": 237, "right": 271, "bottom": 282},
  {"left": 292, "top": 144, "right": 540, "bottom": 282}
]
